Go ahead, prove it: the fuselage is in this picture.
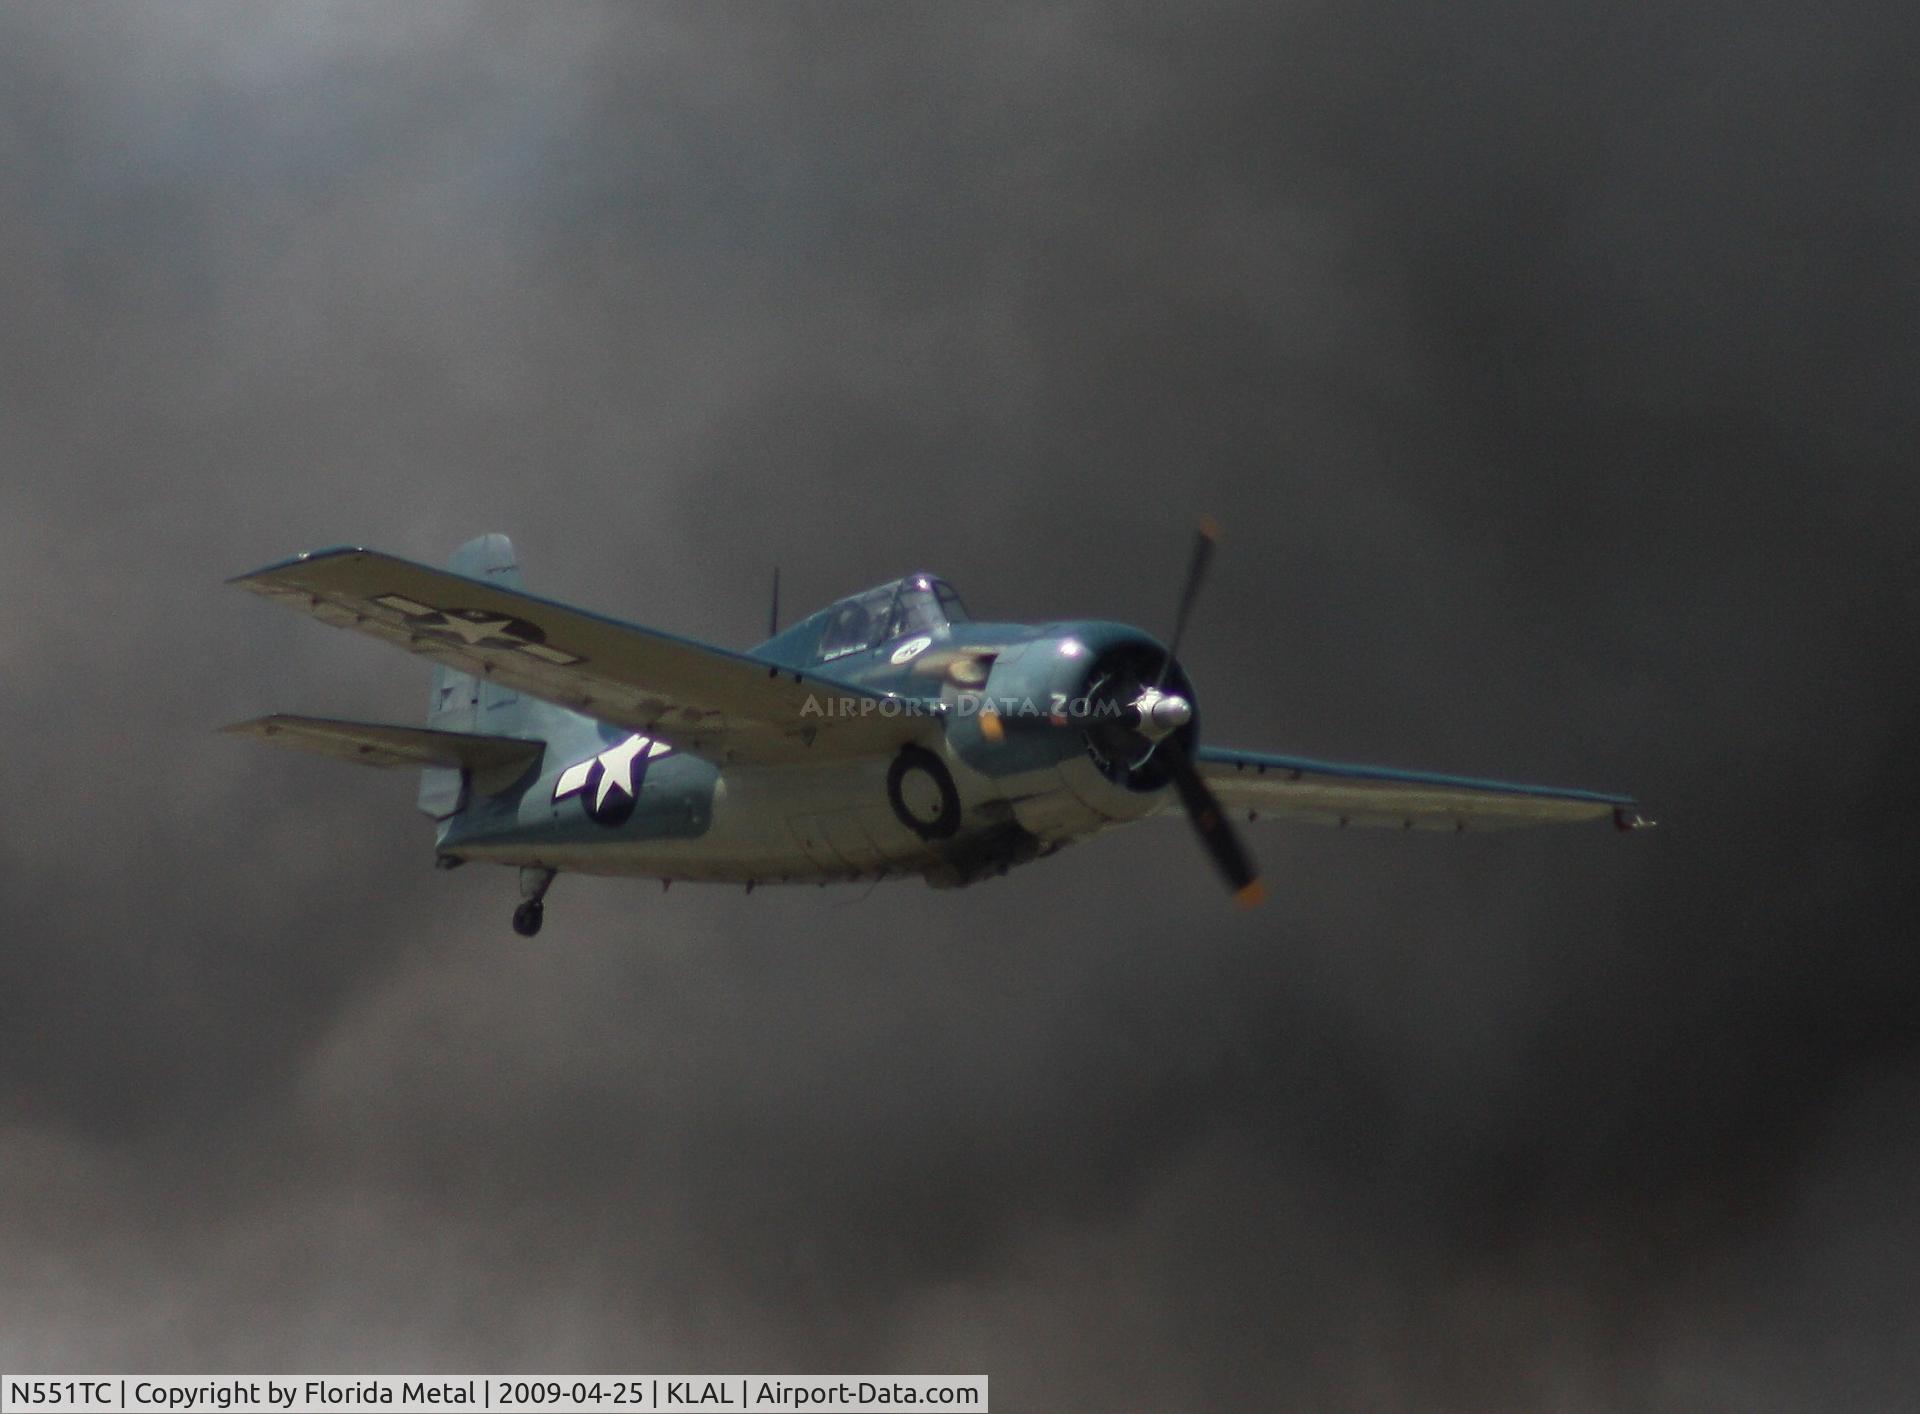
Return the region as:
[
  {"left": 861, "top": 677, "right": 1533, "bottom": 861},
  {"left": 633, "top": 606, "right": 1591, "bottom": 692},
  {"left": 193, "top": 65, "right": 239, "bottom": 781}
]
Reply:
[{"left": 437, "top": 576, "right": 1196, "bottom": 888}]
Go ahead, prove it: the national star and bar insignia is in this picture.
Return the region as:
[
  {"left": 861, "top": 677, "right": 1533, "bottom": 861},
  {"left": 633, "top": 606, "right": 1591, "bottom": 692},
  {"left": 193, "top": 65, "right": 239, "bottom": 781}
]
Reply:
[
  {"left": 553, "top": 734, "right": 676, "bottom": 826},
  {"left": 373, "top": 594, "right": 584, "bottom": 665}
]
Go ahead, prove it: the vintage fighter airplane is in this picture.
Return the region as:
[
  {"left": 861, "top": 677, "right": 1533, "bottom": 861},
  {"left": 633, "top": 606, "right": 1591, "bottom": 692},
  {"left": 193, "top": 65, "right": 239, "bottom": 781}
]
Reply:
[{"left": 224, "top": 526, "right": 1648, "bottom": 935}]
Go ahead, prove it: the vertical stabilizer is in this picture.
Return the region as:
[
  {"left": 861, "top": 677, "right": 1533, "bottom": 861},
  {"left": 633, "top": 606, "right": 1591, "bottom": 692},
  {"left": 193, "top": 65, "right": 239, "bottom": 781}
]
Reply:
[
  {"left": 418, "top": 534, "right": 528, "bottom": 818},
  {"left": 450, "top": 533, "right": 524, "bottom": 590}
]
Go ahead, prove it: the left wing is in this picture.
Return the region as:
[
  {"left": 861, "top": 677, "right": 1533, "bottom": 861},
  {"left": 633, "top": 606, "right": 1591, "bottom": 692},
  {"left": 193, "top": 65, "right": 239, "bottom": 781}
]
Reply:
[
  {"left": 231, "top": 547, "right": 929, "bottom": 764},
  {"left": 1196, "top": 746, "right": 1647, "bottom": 833}
]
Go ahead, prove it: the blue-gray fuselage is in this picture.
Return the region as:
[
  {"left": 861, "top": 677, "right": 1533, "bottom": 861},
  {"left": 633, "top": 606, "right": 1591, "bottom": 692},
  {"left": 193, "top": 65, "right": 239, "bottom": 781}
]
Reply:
[{"left": 437, "top": 575, "right": 1189, "bottom": 888}]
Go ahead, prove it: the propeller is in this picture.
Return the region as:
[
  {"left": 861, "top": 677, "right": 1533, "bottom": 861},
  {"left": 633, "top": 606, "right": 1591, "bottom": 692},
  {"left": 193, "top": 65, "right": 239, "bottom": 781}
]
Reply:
[
  {"left": 1154, "top": 516, "right": 1264, "bottom": 908},
  {"left": 958, "top": 513, "right": 1263, "bottom": 907},
  {"left": 1156, "top": 514, "right": 1218, "bottom": 689},
  {"left": 1165, "top": 736, "right": 1265, "bottom": 907}
]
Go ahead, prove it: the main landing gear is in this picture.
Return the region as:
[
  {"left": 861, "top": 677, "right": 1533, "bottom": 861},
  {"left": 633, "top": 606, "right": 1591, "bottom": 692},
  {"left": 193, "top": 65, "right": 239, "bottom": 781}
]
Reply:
[{"left": 513, "top": 865, "right": 556, "bottom": 937}]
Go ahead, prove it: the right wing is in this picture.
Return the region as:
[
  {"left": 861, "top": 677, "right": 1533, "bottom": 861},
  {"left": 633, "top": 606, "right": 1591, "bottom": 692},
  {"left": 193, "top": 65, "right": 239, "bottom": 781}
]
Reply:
[
  {"left": 230, "top": 547, "right": 930, "bottom": 764},
  {"left": 1195, "top": 745, "right": 1647, "bottom": 833}
]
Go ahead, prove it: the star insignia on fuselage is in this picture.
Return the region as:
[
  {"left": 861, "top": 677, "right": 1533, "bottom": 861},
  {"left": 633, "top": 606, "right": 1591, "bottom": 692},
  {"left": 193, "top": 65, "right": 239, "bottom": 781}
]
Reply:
[{"left": 553, "top": 734, "right": 675, "bottom": 826}]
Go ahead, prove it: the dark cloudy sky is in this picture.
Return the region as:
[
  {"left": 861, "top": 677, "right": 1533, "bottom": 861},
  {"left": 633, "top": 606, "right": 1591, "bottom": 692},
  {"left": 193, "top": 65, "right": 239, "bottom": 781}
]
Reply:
[{"left": 3, "top": 2, "right": 1917, "bottom": 1407}]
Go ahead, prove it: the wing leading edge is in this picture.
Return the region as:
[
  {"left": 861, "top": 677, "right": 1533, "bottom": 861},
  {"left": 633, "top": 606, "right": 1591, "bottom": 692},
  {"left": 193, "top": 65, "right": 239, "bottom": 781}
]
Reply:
[
  {"left": 1195, "top": 746, "right": 1647, "bottom": 833},
  {"left": 230, "top": 547, "right": 927, "bottom": 764}
]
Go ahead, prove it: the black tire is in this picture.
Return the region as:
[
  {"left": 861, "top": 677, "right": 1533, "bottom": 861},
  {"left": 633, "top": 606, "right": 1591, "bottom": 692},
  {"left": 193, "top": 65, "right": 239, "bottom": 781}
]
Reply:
[
  {"left": 886, "top": 745, "right": 962, "bottom": 841},
  {"left": 512, "top": 900, "right": 544, "bottom": 937}
]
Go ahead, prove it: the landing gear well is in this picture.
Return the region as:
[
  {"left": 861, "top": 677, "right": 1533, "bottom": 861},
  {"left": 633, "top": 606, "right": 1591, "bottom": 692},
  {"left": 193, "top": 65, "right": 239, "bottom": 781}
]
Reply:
[{"left": 513, "top": 866, "right": 556, "bottom": 937}]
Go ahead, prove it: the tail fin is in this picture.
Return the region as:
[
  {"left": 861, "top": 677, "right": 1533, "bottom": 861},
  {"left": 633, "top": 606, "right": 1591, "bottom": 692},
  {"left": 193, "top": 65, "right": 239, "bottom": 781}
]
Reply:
[{"left": 418, "top": 534, "right": 530, "bottom": 818}]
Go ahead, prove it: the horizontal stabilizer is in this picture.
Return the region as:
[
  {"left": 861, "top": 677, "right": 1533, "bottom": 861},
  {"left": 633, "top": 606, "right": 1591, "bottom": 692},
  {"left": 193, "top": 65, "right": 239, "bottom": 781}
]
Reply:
[
  {"left": 223, "top": 714, "right": 543, "bottom": 793},
  {"left": 1196, "top": 746, "right": 1642, "bottom": 833}
]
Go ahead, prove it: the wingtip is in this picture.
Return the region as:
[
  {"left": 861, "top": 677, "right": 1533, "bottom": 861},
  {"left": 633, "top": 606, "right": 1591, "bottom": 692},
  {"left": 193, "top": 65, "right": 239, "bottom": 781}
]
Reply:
[{"left": 225, "top": 545, "right": 374, "bottom": 585}]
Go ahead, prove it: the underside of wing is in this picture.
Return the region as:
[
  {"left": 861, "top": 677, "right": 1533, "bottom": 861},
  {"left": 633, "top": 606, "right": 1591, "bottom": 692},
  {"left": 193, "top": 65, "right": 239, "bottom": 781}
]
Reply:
[
  {"left": 1195, "top": 746, "right": 1646, "bottom": 833},
  {"left": 230, "top": 548, "right": 928, "bottom": 763}
]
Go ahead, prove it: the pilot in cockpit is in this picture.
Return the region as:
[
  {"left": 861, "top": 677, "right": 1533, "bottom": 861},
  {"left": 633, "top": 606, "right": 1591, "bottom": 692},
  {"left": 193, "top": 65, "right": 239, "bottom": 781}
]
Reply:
[
  {"left": 817, "top": 577, "right": 969, "bottom": 662},
  {"left": 819, "top": 600, "right": 875, "bottom": 660}
]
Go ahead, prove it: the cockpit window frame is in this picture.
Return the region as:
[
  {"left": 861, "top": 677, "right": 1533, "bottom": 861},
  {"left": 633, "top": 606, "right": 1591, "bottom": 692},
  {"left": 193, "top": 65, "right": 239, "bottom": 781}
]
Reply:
[
  {"left": 813, "top": 576, "right": 969, "bottom": 664},
  {"left": 816, "top": 589, "right": 891, "bottom": 662},
  {"left": 880, "top": 578, "right": 945, "bottom": 642}
]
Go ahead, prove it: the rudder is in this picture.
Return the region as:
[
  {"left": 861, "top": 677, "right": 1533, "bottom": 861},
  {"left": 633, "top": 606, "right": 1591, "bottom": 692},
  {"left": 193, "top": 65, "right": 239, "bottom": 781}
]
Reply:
[{"left": 419, "top": 534, "right": 531, "bottom": 818}]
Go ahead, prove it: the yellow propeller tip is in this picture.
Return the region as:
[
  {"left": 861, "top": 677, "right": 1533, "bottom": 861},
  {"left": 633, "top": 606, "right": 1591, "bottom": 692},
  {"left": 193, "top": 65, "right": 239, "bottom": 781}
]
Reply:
[
  {"left": 979, "top": 710, "right": 1004, "bottom": 743},
  {"left": 1199, "top": 514, "right": 1222, "bottom": 541},
  {"left": 1234, "top": 879, "right": 1266, "bottom": 909}
]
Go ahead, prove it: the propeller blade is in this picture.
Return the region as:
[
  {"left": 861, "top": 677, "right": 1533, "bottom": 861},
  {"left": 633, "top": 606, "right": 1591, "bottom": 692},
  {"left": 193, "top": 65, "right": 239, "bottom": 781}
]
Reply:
[
  {"left": 1156, "top": 515, "right": 1219, "bottom": 689},
  {"left": 1164, "top": 738, "right": 1264, "bottom": 907}
]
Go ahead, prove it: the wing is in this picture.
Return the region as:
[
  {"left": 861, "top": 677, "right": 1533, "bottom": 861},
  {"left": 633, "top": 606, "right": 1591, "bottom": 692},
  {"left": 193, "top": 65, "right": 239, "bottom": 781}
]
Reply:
[
  {"left": 1195, "top": 746, "right": 1647, "bottom": 833},
  {"left": 230, "top": 547, "right": 927, "bottom": 763},
  {"left": 222, "top": 714, "right": 544, "bottom": 791}
]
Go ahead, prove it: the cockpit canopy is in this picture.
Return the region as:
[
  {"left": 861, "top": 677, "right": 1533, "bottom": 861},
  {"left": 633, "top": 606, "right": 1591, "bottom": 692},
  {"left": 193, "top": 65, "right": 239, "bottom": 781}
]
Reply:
[{"left": 817, "top": 574, "right": 968, "bottom": 662}]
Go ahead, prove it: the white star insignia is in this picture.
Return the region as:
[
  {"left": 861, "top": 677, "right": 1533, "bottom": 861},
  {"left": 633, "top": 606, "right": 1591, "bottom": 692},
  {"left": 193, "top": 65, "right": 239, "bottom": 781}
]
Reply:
[
  {"left": 435, "top": 613, "right": 522, "bottom": 646},
  {"left": 594, "top": 734, "right": 649, "bottom": 809},
  {"left": 375, "top": 595, "right": 584, "bottom": 665},
  {"left": 553, "top": 735, "right": 675, "bottom": 808}
]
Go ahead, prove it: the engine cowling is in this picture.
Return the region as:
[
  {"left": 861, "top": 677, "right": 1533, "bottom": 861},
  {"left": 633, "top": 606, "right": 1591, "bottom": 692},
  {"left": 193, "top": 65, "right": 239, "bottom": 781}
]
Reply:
[{"left": 946, "top": 627, "right": 1199, "bottom": 833}]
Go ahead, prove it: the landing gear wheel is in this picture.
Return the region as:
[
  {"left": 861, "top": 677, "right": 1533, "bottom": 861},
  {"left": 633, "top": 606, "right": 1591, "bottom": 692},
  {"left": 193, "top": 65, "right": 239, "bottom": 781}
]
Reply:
[
  {"left": 886, "top": 745, "right": 962, "bottom": 841},
  {"left": 513, "top": 865, "right": 556, "bottom": 936}
]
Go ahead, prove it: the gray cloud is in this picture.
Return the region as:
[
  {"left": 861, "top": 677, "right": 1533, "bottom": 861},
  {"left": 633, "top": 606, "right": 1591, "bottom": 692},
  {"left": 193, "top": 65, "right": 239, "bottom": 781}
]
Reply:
[{"left": 3, "top": 1, "right": 1916, "bottom": 1406}]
